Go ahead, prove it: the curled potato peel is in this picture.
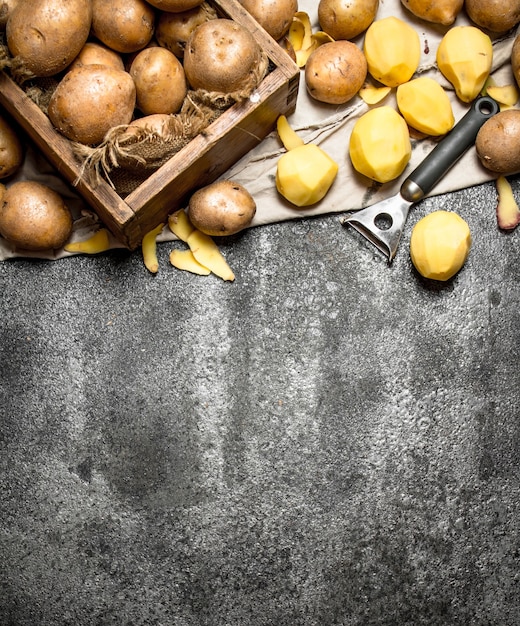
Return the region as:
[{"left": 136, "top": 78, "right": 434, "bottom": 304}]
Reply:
[
  {"left": 436, "top": 26, "right": 493, "bottom": 103},
  {"left": 287, "top": 11, "right": 334, "bottom": 68}
]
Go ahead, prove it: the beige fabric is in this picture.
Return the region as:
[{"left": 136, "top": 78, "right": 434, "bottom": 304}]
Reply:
[{"left": 1, "top": 0, "right": 517, "bottom": 260}]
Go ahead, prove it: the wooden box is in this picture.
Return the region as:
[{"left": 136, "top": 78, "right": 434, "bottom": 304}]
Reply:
[{"left": 0, "top": 0, "right": 300, "bottom": 250}]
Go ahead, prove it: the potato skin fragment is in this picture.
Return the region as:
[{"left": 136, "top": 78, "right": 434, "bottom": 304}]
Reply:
[
  {"left": 169, "top": 248, "right": 211, "bottom": 275},
  {"left": 142, "top": 223, "right": 165, "bottom": 274},
  {"left": 186, "top": 230, "right": 235, "bottom": 281},
  {"left": 64, "top": 228, "right": 111, "bottom": 254}
]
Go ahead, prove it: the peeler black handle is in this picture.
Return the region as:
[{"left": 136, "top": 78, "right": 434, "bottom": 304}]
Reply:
[{"left": 400, "top": 95, "right": 500, "bottom": 203}]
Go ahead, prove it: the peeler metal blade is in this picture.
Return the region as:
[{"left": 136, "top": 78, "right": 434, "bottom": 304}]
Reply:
[
  {"left": 341, "top": 95, "right": 500, "bottom": 262},
  {"left": 340, "top": 193, "right": 412, "bottom": 261}
]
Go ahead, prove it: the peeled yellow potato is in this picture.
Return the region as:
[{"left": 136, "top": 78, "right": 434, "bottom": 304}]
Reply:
[
  {"left": 349, "top": 106, "right": 411, "bottom": 183},
  {"left": 276, "top": 144, "right": 339, "bottom": 206},
  {"left": 396, "top": 77, "right": 455, "bottom": 136},
  {"left": 275, "top": 116, "right": 338, "bottom": 207},
  {"left": 363, "top": 16, "right": 421, "bottom": 87},
  {"left": 410, "top": 211, "right": 471, "bottom": 281},
  {"left": 436, "top": 26, "right": 493, "bottom": 103}
]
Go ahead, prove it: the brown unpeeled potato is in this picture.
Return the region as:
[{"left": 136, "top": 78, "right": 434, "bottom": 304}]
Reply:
[
  {"left": 69, "top": 42, "right": 125, "bottom": 72},
  {"left": 318, "top": 0, "right": 379, "bottom": 40},
  {"left": 188, "top": 180, "right": 256, "bottom": 236},
  {"left": 183, "top": 19, "right": 266, "bottom": 93},
  {"left": 6, "top": 0, "right": 92, "bottom": 77},
  {"left": 155, "top": 4, "right": 217, "bottom": 58},
  {"left": 464, "top": 0, "right": 520, "bottom": 33},
  {"left": 475, "top": 109, "right": 520, "bottom": 174},
  {"left": 145, "top": 0, "right": 204, "bottom": 11},
  {"left": 0, "top": 181, "right": 73, "bottom": 250},
  {"left": 48, "top": 64, "right": 136, "bottom": 145},
  {"left": 130, "top": 47, "right": 188, "bottom": 115},
  {"left": 0, "top": 114, "right": 23, "bottom": 180},
  {"left": 239, "top": 0, "right": 298, "bottom": 41},
  {"left": 91, "top": 0, "right": 155, "bottom": 54},
  {"left": 305, "top": 40, "right": 367, "bottom": 104},
  {"left": 400, "top": 0, "right": 464, "bottom": 26}
]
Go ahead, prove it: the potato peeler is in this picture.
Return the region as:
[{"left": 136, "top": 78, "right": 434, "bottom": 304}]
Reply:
[{"left": 341, "top": 95, "right": 500, "bottom": 261}]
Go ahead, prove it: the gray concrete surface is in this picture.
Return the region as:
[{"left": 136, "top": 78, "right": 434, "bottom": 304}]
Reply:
[{"left": 1, "top": 179, "right": 520, "bottom": 625}]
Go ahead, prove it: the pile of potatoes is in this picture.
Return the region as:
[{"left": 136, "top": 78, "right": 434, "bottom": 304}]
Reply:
[
  {"left": 3, "top": 0, "right": 520, "bottom": 255},
  {"left": 0, "top": 0, "right": 303, "bottom": 253},
  {"left": 0, "top": 0, "right": 301, "bottom": 147}
]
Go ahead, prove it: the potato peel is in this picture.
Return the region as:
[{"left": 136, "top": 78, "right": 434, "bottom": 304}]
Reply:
[
  {"left": 276, "top": 115, "right": 338, "bottom": 207},
  {"left": 288, "top": 12, "right": 334, "bottom": 67},
  {"left": 169, "top": 248, "right": 211, "bottom": 275},
  {"left": 167, "top": 209, "right": 236, "bottom": 280},
  {"left": 64, "top": 228, "right": 111, "bottom": 254},
  {"left": 486, "top": 85, "right": 519, "bottom": 109},
  {"left": 187, "top": 230, "right": 235, "bottom": 281},
  {"left": 168, "top": 209, "right": 194, "bottom": 242},
  {"left": 496, "top": 175, "right": 520, "bottom": 231},
  {"left": 277, "top": 115, "right": 304, "bottom": 151},
  {"left": 141, "top": 223, "right": 164, "bottom": 274}
]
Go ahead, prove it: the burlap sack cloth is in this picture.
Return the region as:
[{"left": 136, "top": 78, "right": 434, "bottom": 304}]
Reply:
[{"left": 0, "top": 0, "right": 518, "bottom": 260}]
